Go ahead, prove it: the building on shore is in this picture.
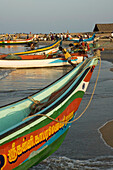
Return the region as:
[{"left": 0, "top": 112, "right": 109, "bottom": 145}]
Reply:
[{"left": 93, "top": 23, "right": 113, "bottom": 33}]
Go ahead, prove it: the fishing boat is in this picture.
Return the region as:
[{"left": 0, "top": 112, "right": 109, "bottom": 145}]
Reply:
[
  {"left": 13, "top": 39, "right": 62, "bottom": 55},
  {"left": 68, "top": 34, "right": 96, "bottom": 43},
  {"left": 0, "top": 51, "right": 88, "bottom": 60},
  {"left": 0, "top": 52, "right": 100, "bottom": 169},
  {"left": 0, "top": 50, "right": 88, "bottom": 68},
  {"left": 0, "top": 37, "right": 34, "bottom": 45},
  {"left": 0, "top": 54, "right": 84, "bottom": 68}
]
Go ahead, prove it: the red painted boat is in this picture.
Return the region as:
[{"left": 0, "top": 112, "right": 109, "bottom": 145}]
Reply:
[{"left": 0, "top": 52, "right": 88, "bottom": 60}]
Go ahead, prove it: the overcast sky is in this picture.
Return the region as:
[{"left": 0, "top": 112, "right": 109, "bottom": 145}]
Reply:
[{"left": 0, "top": 0, "right": 113, "bottom": 34}]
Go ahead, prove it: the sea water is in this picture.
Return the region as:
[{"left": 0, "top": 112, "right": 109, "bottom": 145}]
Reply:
[{"left": 0, "top": 46, "right": 113, "bottom": 169}]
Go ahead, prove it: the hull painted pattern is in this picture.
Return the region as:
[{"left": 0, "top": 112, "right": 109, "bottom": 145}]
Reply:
[
  {"left": 0, "top": 38, "right": 34, "bottom": 45},
  {"left": 68, "top": 34, "right": 95, "bottom": 43},
  {"left": 0, "top": 59, "right": 96, "bottom": 169},
  {"left": 0, "top": 57, "right": 83, "bottom": 68},
  {"left": 14, "top": 40, "right": 61, "bottom": 55},
  {"left": 0, "top": 93, "right": 83, "bottom": 170}
]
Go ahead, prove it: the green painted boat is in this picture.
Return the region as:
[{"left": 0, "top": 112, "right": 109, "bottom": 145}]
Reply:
[{"left": 0, "top": 53, "right": 100, "bottom": 169}]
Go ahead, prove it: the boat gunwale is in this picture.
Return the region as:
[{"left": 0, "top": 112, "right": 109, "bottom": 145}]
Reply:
[
  {"left": 68, "top": 34, "right": 95, "bottom": 42},
  {"left": 14, "top": 39, "right": 61, "bottom": 55},
  {"left": 0, "top": 59, "right": 92, "bottom": 140},
  {"left": 0, "top": 65, "right": 76, "bottom": 109}
]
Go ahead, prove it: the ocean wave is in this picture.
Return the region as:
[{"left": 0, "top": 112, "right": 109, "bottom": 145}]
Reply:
[{"left": 30, "top": 155, "right": 113, "bottom": 170}]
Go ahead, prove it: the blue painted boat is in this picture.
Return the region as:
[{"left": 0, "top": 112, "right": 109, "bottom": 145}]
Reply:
[{"left": 68, "top": 34, "right": 96, "bottom": 43}]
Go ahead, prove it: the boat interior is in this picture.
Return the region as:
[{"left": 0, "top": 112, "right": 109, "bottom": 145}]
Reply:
[{"left": 0, "top": 58, "right": 92, "bottom": 135}]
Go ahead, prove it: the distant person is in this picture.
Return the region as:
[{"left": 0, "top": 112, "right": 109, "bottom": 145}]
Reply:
[
  {"left": 66, "top": 34, "right": 69, "bottom": 40},
  {"left": 51, "top": 34, "right": 54, "bottom": 41},
  {"left": 36, "top": 34, "right": 39, "bottom": 41},
  {"left": 79, "top": 42, "right": 87, "bottom": 54},
  {"left": 60, "top": 33, "right": 63, "bottom": 40},
  {"left": 67, "top": 43, "right": 74, "bottom": 53},
  {"left": 30, "top": 43, "right": 35, "bottom": 50},
  {"left": 87, "top": 34, "right": 89, "bottom": 38},
  {"left": 27, "top": 34, "right": 29, "bottom": 39},
  {"left": 33, "top": 34, "right": 37, "bottom": 41},
  {"left": 55, "top": 34, "right": 59, "bottom": 40},
  {"left": 79, "top": 35, "right": 83, "bottom": 42},
  {"left": 43, "top": 34, "right": 47, "bottom": 41}
]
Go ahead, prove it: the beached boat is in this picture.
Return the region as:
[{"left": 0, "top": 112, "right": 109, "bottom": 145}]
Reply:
[
  {"left": 0, "top": 52, "right": 88, "bottom": 60},
  {"left": 0, "top": 54, "right": 84, "bottom": 68},
  {"left": 13, "top": 39, "right": 62, "bottom": 55},
  {"left": 0, "top": 50, "right": 88, "bottom": 68},
  {"left": 0, "top": 37, "right": 34, "bottom": 45},
  {"left": 0, "top": 53, "right": 100, "bottom": 169},
  {"left": 68, "top": 34, "right": 96, "bottom": 43}
]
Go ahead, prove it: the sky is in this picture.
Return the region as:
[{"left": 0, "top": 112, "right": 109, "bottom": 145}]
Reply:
[{"left": 0, "top": 0, "right": 113, "bottom": 34}]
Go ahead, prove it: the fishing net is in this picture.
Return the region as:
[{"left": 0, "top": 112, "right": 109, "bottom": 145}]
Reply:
[{"left": 4, "top": 54, "right": 22, "bottom": 60}]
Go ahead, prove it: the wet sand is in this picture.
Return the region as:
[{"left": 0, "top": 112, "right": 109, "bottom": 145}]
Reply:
[
  {"left": 101, "top": 51, "right": 113, "bottom": 64},
  {"left": 99, "top": 50, "right": 113, "bottom": 149},
  {"left": 99, "top": 120, "right": 113, "bottom": 148}
]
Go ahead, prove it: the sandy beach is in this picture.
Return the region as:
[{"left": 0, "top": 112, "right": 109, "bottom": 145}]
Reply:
[
  {"left": 98, "top": 47, "right": 113, "bottom": 150},
  {"left": 96, "top": 39, "right": 113, "bottom": 149}
]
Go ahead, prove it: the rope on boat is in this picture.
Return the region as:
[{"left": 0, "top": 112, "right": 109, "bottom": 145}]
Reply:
[
  {"left": 24, "top": 53, "right": 101, "bottom": 124},
  {"left": 28, "top": 96, "right": 40, "bottom": 104},
  {"left": 28, "top": 96, "right": 41, "bottom": 113}
]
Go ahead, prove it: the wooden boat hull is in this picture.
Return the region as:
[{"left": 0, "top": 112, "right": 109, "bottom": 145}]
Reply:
[
  {"left": 0, "top": 56, "right": 99, "bottom": 169},
  {"left": 0, "top": 56, "right": 83, "bottom": 68},
  {"left": 0, "top": 38, "right": 34, "bottom": 45},
  {"left": 68, "top": 34, "right": 95, "bottom": 43},
  {"left": 0, "top": 52, "right": 87, "bottom": 60},
  {"left": 14, "top": 40, "right": 61, "bottom": 55},
  {"left": 16, "top": 129, "right": 69, "bottom": 169}
]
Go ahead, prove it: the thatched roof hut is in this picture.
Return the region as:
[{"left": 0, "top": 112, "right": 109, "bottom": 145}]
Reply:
[{"left": 93, "top": 23, "right": 113, "bottom": 33}]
